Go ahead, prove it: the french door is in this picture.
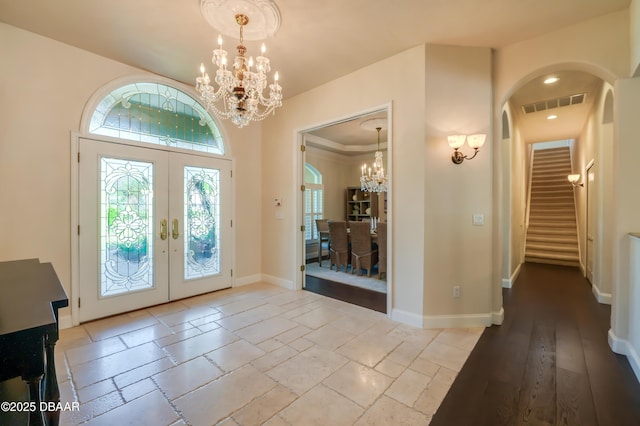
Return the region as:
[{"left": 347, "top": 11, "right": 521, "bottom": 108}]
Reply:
[{"left": 78, "top": 138, "right": 232, "bottom": 322}]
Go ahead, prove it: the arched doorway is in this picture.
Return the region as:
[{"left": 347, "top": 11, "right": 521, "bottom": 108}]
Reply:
[{"left": 499, "top": 67, "right": 614, "bottom": 303}]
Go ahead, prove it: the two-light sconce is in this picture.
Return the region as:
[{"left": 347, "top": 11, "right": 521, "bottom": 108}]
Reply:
[
  {"left": 567, "top": 174, "right": 583, "bottom": 187},
  {"left": 447, "top": 134, "right": 486, "bottom": 164}
]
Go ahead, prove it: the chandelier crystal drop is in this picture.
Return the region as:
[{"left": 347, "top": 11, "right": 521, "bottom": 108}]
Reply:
[
  {"left": 196, "top": 13, "right": 283, "bottom": 128},
  {"left": 360, "top": 127, "right": 388, "bottom": 193}
]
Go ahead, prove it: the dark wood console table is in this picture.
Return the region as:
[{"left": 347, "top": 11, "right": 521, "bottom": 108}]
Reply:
[{"left": 0, "top": 259, "right": 68, "bottom": 426}]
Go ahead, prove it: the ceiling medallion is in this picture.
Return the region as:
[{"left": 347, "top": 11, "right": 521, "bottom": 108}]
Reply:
[
  {"left": 200, "top": 0, "right": 281, "bottom": 40},
  {"left": 197, "top": 0, "right": 283, "bottom": 128}
]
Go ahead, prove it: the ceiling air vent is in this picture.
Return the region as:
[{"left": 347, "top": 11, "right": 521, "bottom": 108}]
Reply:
[{"left": 522, "top": 93, "right": 587, "bottom": 114}]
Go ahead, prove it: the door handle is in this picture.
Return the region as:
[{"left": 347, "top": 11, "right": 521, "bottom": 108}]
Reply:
[
  {"left": 160, "top": 219, "right": 168, "bottom": 240},
  {"left": 172, "top": 219, "right": 180, "bottom": 240}
]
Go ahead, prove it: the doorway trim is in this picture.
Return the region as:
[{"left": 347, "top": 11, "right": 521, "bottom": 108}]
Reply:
[
  {"left": 293, "top": 101, "right": 393, "bottom": 316},
  {"left": 585, "top": 159, "right": 595, "bottom": 281},
  {"left": 70, "top": 75, "right": 235, "bottom": 326}
]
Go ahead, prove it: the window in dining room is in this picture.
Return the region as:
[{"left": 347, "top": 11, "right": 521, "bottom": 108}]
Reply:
[{"left": 304, "top": 163, "right": 323, "bottom": 241}]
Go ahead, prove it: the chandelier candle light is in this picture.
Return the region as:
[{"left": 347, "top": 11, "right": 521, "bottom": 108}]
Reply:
[
  {"left": 360, "top": 126, "right": 388, "bottom": 193},
  {"left": 196, "top": 13, "right": 282, "bottom": 128}
]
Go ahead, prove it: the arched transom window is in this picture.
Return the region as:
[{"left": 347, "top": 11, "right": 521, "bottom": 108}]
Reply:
[{"left": 89, "top": 82, "right": 224, "bottom": 155}]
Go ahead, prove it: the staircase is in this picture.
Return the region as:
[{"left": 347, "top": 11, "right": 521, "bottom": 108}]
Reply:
[{"left": 525, "top": 147, "right": 580, "bottom": 267}]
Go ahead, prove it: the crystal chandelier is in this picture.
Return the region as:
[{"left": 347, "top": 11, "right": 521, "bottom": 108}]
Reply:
[
  {"left": 360, "top": 127, "right": 388, "bottom": 193},
  {"left": 196, "top": 13, "right": 283, "bottom": 128}
]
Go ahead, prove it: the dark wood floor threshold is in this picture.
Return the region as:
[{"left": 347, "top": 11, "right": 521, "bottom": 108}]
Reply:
[
  {"left": 304, "top": 274, "right": 386, "bottom": 314},
  {"left": 430, "top": 262, "right": 640, "bottom": 426}
]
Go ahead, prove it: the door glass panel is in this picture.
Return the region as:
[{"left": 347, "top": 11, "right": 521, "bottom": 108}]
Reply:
[
  {"left": 100, "top": 158, "right": 154, "bottom": 297},
  {"left": 184, "top": 166, "right": 221, "bottom": 279}
]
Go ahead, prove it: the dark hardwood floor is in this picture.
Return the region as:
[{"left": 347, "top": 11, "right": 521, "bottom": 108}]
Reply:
[
  {"left": 431, "top": 262, "right": 640, "bottom": 426},
  {"left": 304, "top": 274, "right": 386, "bottom": 313}
]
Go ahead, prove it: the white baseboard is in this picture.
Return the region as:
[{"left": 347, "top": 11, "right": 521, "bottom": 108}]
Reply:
[
  {"left": 59, "top": 313, "right": 73, "bottom": 330},
  {"left": 628, "top": 345, "right": 640, "bottom": 384},
  {"left": 502, "top": 263, "right": 522, "bottom": 289},
  {"left": 234, "top": 274, "right": 263, "bottom": 287},
  {"left": 422, "top": 313, "right": 493, "bottom": 329},
  {"left": 492, "top": 307, "right": 505, "bottom": 325},
  {"left": 592, "top": 283, "right": 612, "bottom": 305},
  {"left": 608, "top": 329, "right": 640, "bottom": 383},
  {"left": 390, "top": 308, "right": 424, "bottom": 328},
  {"left": 261, "top": 274, "right": 295, "bottom": 290}
]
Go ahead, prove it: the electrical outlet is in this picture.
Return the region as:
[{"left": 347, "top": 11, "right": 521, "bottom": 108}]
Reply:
[{"left": 453, "top": 285, "right": 461, "bottom": 298}]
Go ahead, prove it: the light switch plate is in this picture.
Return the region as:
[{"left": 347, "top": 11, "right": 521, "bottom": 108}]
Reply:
[{"left": 472, "top": 213, "right": 484, "bottom": 226}]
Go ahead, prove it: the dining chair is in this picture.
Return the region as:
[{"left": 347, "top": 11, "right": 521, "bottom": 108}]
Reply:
[
  {"left": 328, "top": 220, "right": 350, "bottom": 272},
  {"left": 349, "top": 221, "right": 378, "bottom": 277},
  {"left": 315, "top": 219, "right": 330, "bottom": 266},
  {"left": 376, "top": 221, "right": 387, "bottom": 280}
]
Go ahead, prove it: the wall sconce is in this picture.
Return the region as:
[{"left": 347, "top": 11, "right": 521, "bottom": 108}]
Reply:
[
  {"left": 568, "top": 174, "right": 583, "bottom": 187},
  {"left": 447, "top": 134, "right": 486, "bottom": 164}
]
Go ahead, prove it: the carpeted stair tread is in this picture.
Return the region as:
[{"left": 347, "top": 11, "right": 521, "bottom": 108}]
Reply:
[
  {"left": 527, "top": 228, "right": 577, "bottom": 236},
  {"left": 524, "top": 256, "right": 580, "bottom": 267},
  {"left": 527, "top": 235, "right": 578, "bottom": 244}
]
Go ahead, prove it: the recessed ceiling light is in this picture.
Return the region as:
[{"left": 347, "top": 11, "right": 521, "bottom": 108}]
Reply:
[
  {"left": 547, "top": 114, "right": 558, "bottom": 120},
  {"left": 544, "top": 77, "right": 560, "bottom": 84}
]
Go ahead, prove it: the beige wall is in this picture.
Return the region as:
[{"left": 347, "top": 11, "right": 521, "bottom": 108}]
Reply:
[
  {"left": 600, "top": 90, "right": 615, "bottom": 300},
  {"left": 494, "top": 10, "right": 629, "bottom": 105},
  {"left": 628, "top": 235, "right": 640, "bottom": 378},
  {"left": 0, "top": 24, "right": 262, "bottom": 321},
  {"left": 571, "top": 81, "right": 615, "bottom": 300},
  {"left": 506, "top": 103, "right": 528, "bottom": 281},
  {"left": 610, "top": 6, "right": 640, "bottom": 376},
  {"left": 305, "top": 147, "right": 355, "bottom": 221},
  {"left": 423, "top": 44, "right": 497, "bottom": 325},
  {"left": 612, "top": 77, "right": 640, "bottom": 342},
  {"left": 632, "top": 0, "right": 640, "bottom": 76}
]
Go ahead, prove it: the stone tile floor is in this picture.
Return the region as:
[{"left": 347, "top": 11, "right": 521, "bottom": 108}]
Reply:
[{"left": 55, "top": 283, "right": 484, "bottom": 425}]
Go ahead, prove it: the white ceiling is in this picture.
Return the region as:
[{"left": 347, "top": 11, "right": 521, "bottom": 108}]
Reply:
[
  {"left": 0, "top": 0, "right": 628, "bottom": 150},
  {"left": 509, "top": 70, "right": 604, "bottom": 144},
  {"left": 305, "top": 111, "right": 389, "bottom": 155}
]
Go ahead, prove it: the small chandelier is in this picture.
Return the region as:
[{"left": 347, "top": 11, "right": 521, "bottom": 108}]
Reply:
[
  {"left": 360, "top": 127, "right": 388, "bottom": 193},
  {"left": 196, "top": 13, "right": 283, "bottom": 128}
]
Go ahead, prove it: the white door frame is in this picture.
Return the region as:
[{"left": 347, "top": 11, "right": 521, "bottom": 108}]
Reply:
[
  {"left": 293, "top": 102, "right": 393, "bottom": 316},
  {"left": 70, "top": 132, "right": 235, "bottom": 326},
  {"left": 585, "top": 159, "right": 596, "bottom": 283}
]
